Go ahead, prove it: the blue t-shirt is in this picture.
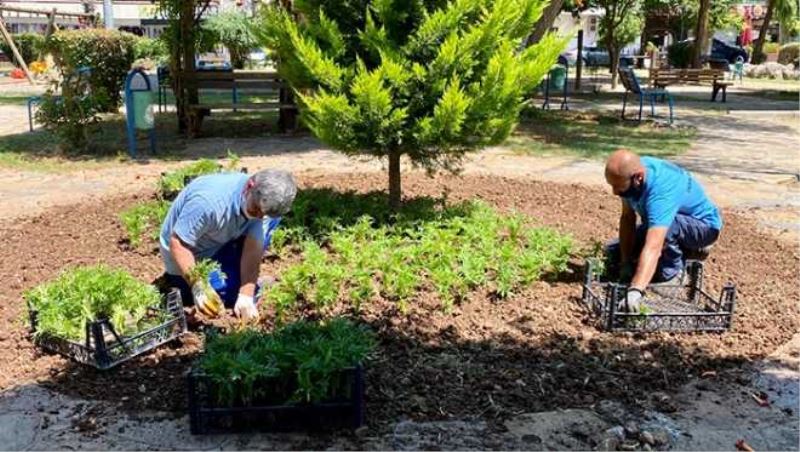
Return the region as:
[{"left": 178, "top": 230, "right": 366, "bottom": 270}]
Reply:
[
  {"left": 159, "top": 172, "right": 263, "bottom": 275},
  {"left": 625, "top": 157, "right": 722, "bottom": 230}
]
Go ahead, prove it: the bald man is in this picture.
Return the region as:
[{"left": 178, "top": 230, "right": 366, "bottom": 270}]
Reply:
[{"left": 604, "top": 150, "right": 722, "bottom": 312}]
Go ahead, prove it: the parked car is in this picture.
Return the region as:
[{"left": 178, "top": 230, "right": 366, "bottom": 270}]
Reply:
[
  {"left": 710, "top": 38, "right": 748, "bottom": 64},
  {"left": 581, "top": 46, "right": 634, "bottom": 68}
]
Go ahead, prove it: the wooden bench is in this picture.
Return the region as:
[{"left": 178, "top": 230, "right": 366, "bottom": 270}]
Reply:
[
  {"left": 649, "top": 68, "right": 732, "bottom": 102},
  {"left": 183, "top": 70, "right": 298, "bottom": 137}
]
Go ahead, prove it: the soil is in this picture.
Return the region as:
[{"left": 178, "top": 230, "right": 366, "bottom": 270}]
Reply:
[{"left": 0, "top": 173, "right": 797, "bottom": 435}]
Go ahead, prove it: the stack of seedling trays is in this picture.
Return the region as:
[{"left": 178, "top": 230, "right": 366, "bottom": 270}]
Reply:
[
  {"left": 187, "top": 319, "right": 371, "bottom": 434},
  {"left": 26, "top": 266, "right": 187, "bottom": 370},
  {"left": 582, "top": 259, "right": 737, "bottom": 333}
]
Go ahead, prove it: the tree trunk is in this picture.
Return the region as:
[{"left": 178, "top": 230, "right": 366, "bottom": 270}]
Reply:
[
  {"left": 691, "top": 0, "right": 711, "bottom": 68},
  {"left": 527, "top": 0, "right": 564, "bottom": 45},
  {"left": 575, "top": 29, "right": 583, "bottom": 90},
  {"left": 178, "top": 0, "right": 198, "bottom": 134},
  {"left": 388, "top": 150, "right": 402, "bottom": 210},
  {"left": 752, "top": 0, "right": 776, "bottom": 64},
  {"left": 609, "top": 46, "right": 620, "bottom": 89}
]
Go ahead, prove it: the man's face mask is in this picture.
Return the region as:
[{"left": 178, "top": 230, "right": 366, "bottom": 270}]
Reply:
[{"left": 619, "top": 175, "right": 642, "bottom": 199}]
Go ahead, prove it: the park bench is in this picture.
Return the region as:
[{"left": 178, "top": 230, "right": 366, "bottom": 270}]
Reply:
[
  {"left": 649, "top": 68, "right": 732, "bottom": 102},
  {"left": 618, "top": 66, "right": 674, "bottom": 124},
  {"left": 183, "top": 70, "right": 298, "bottom": 137}
]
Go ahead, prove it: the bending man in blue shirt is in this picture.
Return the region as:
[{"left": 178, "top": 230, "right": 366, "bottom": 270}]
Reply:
[
  {"left": 159, "top": 169, "right": 297, "bottom": 321},
  {"left": 604, "top": 150, "right": 722, "bottom": 312}
]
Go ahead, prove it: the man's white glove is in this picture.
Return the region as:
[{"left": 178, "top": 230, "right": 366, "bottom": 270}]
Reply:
[
  {"left": 234, "top": 293, "right": 259, "bottom": 321},
  {"left": 192, "top": 282, "right": 222, "bottom": 317},
  {"left": 619, "top": 288, "right": 645, "bottom": 313}
]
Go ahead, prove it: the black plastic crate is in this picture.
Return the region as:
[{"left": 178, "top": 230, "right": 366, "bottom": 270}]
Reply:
[
  {"left": 581, "top": 260, "right": 737, "bottom": 333},
  {"left": 28, "top": 289, "right": 187, "bottom": 370},
  {"left": 187, "top": 365, "right": 365, "bottom": 434}
]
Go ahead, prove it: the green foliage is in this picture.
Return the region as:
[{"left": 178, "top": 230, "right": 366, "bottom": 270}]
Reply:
[
  {"left": 0, "top": 33, "right": 45, "bottom": 67},
  {"left": 204, "top": 9, "right": 258, "bottom": 68},
  {"left": 779, "top": 43, "right": 800, "bottom": 66},
  {"left": 256, "top": 0, "right": 567, "bottom": 201},
  {"left": 157, "top": 159, "right": 224, "bottom": 199},
  {"left": 119, "top": 200, "right": 171, "bottom": 248},
  {"left": 763, "top": 41, "right": 782, "bottom": 55},
  {"left": 200, "top": 318, "right": 374, "bottom": 405},
  {"left": 667, "top": 40, "right": 693, "bottom": 68},
  {"left": 26, "top": 265, "right": 163, "bottom": 341},
  {"left": 265, "top": 190, "right": 573, "bottom": 319},
  {"left": 34, "top": 71, "right": 104, "bottom": 152},
  {"left": 43, "top": 29, "right": 137, "bottom": 111},
  {"left": 187, "top": 258, "right": 225, "bottom": 286},
  {"left": 133, "top": 36, "right": 169, "bottom": 65}
]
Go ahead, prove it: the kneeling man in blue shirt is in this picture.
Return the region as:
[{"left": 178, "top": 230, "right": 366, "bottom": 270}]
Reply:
[
  {"left": 604, "top": 150, "right": 722, "bottom": 312},
  {"left": 159, "top": 169, "right": 297, "bottom": 321}
]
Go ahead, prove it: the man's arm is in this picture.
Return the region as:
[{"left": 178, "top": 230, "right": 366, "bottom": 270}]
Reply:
[
  {"left": 619, "top": 201, "right": 637, "bottom": 265},
  {"left": 630, "top": 226, "right": 668, "bottom": 290},
  {"left": 238, "top": 233, "right": 263, "bottom": 298},
  {"left": 169, "top": 234, "right": 197, "bottom": 284}
]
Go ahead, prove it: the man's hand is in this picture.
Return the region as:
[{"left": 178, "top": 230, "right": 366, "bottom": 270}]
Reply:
[
  {"left": 618, "top": 288, "right": 645, "bottom": 313},
  {"left": 234, "top": 293, "right": 259, "bottom": 321},
  {"left": 192, "top": 282, "right": 222, "bottom": 317}
]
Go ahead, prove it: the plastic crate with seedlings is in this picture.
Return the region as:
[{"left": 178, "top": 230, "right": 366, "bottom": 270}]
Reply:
[
  {"left": 188, "top": 318, "right": 372, "bottom": 434},
  {"left": 26, "top": 265, "right": 187, "bottom": 370},
  {"left": 581, "top": 259, "right": 736, "bottom": 333}
]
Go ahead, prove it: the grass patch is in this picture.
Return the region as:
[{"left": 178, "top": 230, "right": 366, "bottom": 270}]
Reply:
[
  {"left": 507, "top": 108, "right": 696, "bottom": 158},
  {"left": 0, "top": 94, "right": 31, "bottom": 105},
  {"left": 265, "top": 189, "right": 573, "bottom": 319}
]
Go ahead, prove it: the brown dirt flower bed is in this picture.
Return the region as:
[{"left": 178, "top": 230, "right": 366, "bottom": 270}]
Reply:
[{"left": 0, "top": 172, "right": 796, "bottom": 431}]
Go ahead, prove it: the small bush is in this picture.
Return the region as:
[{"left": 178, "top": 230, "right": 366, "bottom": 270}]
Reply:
[
  {"left": 0, "top": 33, "right": 45, "bottom": 67},
  {"left": 44, "top": 29, "right": 137, "bottom": 111},
  {"left": 763, "top": 41, "right": 781, "bottom": 55},
  {"left": 119, "top": 200, "right": 171, "bottom": 248},
  {"left": 667, "top": 41, "right": 693, "bottom": 68},
  {"left": 157, "top": 159, "right": 225, "bottom": 200},
  {"left": 133, "top": 36, "right": 169, "bottom": 65},
  {"left": 34, "top": 70, "right": 105, "bottom": 152},
  {"left": 778, "top": 43, "right": 800, "bottom": 67}
]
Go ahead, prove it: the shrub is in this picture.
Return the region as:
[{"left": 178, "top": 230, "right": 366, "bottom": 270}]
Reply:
[
  {"left": 778, "top": 43, "right": 800, "bottom": 67},
  {"left": 204, "top": 10, "right": 258, "bottom": 69},
  {"left": 0, "top": 33, "right": 45, "bottom": 67},
  {"left": 119, "top": 200, "right": 171, "bottom": 248},
  {"left": 44, "top": 29, "right": 137, "bottom": 111},
  {"left": 763, "top": 41, "right": 781, "bottom": 55},
  {"left": 133, "top": 36, "right": 169, "bottom": 65},
  {"left": 35, "top": 70, "right": 104, "bottom": 152},
  {"left": 667, "top": 40, "right": 693, "bottom": 68},
  {"left": 26, "top": 265, "right": 163, "bottom": 341}
]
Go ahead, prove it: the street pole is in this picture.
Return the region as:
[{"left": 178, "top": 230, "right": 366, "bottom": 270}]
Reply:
[{"left": 103, "top": 0, "right": 114, "bottom": 29}]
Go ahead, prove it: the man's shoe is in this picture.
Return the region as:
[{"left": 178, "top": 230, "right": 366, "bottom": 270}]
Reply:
[{"left": 684, "top": 245, "right": 713, "bottom": 261}]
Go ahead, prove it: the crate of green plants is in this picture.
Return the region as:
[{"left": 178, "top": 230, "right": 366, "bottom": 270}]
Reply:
[
  {"left": 26, "top": 265, "right": 187, "bottom": 370},
  {"left": 188, "top": 318, "right": 373, "bottom": 434},
  {"left": 581, "top": 259, "right": 737, "bottom": 333}
]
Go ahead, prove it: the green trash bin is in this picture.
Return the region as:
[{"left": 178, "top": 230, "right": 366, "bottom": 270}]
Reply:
[
  {"left": 132, "top": 90, "right": 154, "bottom": 130},
  {"left": 548, "top": 65, "right": 566, "bottom": 91}
]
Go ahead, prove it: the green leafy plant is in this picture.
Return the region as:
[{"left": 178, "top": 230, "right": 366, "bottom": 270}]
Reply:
[
  {"left": 204, "top": 9, "right": 259, "bottom": 69},
  {"left": 35, "top": 71, "right": 105, "bottom": 152},
  {"left": 778, "top": 43, "right": 800, "bottom": 67},
  {"left": 26, "top": 265, "right": 163, "bottom": 341},
  {"left": 119, "top": 200, "right": 171, "bottom": 248},
  {"left": 43, "top": 29, "right": 137, "bottom": 111},
  {"left": 157, "top": 159, "right": 224, "bottom": 199},
  {"left": 199, "top": 318, "right": 374, "bottom": 406},
  {"left": 133, "top": 36, "right": 169, "bottom": 65},
  {"left": 0, "top": 33, "right": 45, "bottom": 68},
  {"left": 257, "top": 0, "right": 568, "bottom": 208},
  {"left": 264, "top": 195, "right": 573, "bottom": 316}
]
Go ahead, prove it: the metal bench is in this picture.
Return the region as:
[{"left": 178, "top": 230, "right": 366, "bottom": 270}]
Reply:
[{"left": 618, "top": 67, "right": 674, "bottom": 124}]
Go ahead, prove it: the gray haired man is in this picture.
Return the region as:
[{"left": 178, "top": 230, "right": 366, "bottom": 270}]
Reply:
[{"left": 158, "top": 169, "right": 297, "bottom": 320}]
